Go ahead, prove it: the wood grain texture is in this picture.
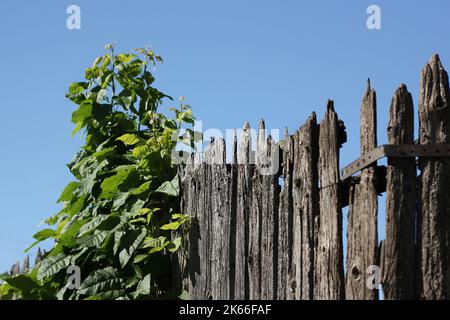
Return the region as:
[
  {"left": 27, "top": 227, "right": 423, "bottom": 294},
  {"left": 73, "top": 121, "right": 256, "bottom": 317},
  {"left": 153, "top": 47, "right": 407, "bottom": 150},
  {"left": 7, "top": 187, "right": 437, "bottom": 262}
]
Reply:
[
  {"left": 418, "top": 54, "right": 450, "bottom": 300},
  {"left": 260, "top": 135, "right": 280, "bottom": 299},
  {"left": 291, "top": 113, "right": 319, "bottom": 300},
  {"left": 234, "top": 122, "right": 252, "bottom": 299},
  {"left": 180, "top": 153, "right": 210, "bottom": 299},
  {"left": 315, "top": 101, "right": 345, "bottom": 300},
  {"left": 248, "top": 120, "right": 280, "bottom": 299},
  {"left": 277, "top": 128, "right": 293, "bottom": 300},
  {"left": 207, "top": 139, "right": 231, "bottom": 299},
  {"left": 382, "top": 84, "right": 416, "bottom": 300},
  {"left": 248, "top": 120, "right": 264, "bottom": 299},
  {"left": 346, "top": 83, "right": 379, "bottom": 300}
]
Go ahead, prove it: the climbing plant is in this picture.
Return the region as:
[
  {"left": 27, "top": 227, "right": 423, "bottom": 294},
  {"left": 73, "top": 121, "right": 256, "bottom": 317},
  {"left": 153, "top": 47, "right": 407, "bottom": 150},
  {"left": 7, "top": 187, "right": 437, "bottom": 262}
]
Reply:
[{"left": 0, "top": 45, "right": 195, "bottom": 300}]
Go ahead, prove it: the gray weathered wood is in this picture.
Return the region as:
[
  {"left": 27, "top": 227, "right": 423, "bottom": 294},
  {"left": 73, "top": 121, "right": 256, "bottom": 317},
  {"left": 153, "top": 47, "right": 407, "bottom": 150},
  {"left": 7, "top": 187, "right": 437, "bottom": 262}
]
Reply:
[
  {"left": 10, "top": 261, "right": 20, "bottom": 275},
  {"left": 234, "top": 122, "right": 252, "bottom": 299},
  {"left": 418, "top": 54, "right": 450, "bottom": 300},
  {"left": 180, "top": 153, "right": 210, "bottom": 299},
  {"left": 346, "top": 81, "right": 379, "bottom": 300},
  {"left": 260, "top": 135, "right": 280, "bottom": 299},
  {"left": 382, "top": 84, "right": 416, "bottom": 300},
  {"left": 248, "top": 120, "right": 264, "bottom": 299},
  {"left": 177, "top": 57, "right": 450, "bottom": 300},
  {"left": 277, "top": 128, "right": 293, "bottom": 300},
  {"left": 315, "top": 101, "right": 345, "bottom": 300},
  {"left": 248, "top": 119, "right": 280, "bottom": 299},
  {"left": 207, "top": 139, "right": 231, "bottom": 299},
  {"left": 291, "top": 113, "right": 319, "bottom": 300}
]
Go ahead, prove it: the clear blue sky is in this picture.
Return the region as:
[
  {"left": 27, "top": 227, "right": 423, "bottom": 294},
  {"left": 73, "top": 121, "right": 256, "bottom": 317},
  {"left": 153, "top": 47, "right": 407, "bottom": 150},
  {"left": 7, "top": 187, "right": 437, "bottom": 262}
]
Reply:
[{"left": 1, "top": 0, "right": 449, "bottom": 273}]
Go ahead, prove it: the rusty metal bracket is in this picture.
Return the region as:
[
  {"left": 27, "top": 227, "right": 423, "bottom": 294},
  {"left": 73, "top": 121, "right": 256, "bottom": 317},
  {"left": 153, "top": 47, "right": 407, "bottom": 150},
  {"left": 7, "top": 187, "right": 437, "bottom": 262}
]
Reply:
[{"left": 340, "top": 144, "right": 450, "bottom": 180}]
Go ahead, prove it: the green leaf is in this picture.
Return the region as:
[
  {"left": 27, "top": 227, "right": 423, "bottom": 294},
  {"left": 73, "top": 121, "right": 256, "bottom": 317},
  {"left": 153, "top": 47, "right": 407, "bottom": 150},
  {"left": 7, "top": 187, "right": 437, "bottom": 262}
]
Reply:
[
  {"left": 112, "top": 192, "right": 130, "bottom": 211},
  {"left": 66, "top": 194, "right": 89, "bottom": 216},
  {"left": 37, "top": 253, "right": 71, "bottom": 281},
  {"left": 77, "top": 216, "right": 108, "bottom": 237},
  {"left": 78, "top": 267, "right": 124, "bottom": 299},
  {"left": 117, "top": 227, "right": 147, "bottom": 268},
  {"left": 167, "top": 237, "right": 182, "bottom": 253},
  {"left": 33, "top": 229, "right": 55, "bottom": 241},
  {"left": 131, "top": 181, "right": 151, "bottom": 196},
  {"left": 100, "top": 169, "right": 137, "bottom": 200},
  {"left": 160, "top": 220, "right": 183, "bottom": 231},
  {"left": 78, "top": 231, "right": 108, "bottom": 248},
  {"left": 78, "top": 159, "right": 108, "bottom": 194},
  {"left": 71, "top": 102, "right": 93, "bottom": 125},
  {"left": 155, "top": 175, "right": 179, "bottom": 197},
  {"left": 141, "top": 236, "right": 167, "bottom": 249},
  {"left": 132, "top": 254, "right": 148, "bottom": 264},
  {"left": 172, "top": 213, "right": 187, "bottom": 219},
  {"left": 96, "top": 88, "right": 108, "bottom": 103},
  {"left": 92, "top": 147, "right": 115, "bottom": 162},
  {"left": 134, "top": 273, "right": 151, "bottom": 297},
  {"left": 132, "top": 144, "right": 150, "bottom": 158},
  {"left": 113, "top": 230, "right": 125, "bottom": 255},
  {"left": 4, "top": 275, "right": 40, "bottom": 295},
  {"left": 117, "top": 133, "right": 142, "bottom": 146},
  {"left": 24, "top": 228, "right": 56, "bottom": 253},
  {"left": 58, "top": 219, "right": 85, "bottom": 247},
  {"left": 57, "top": 182, "right": 80, "bottom": 203},
  {"left": 24, "top": 240, "right": 43, "bottom": 254},
  {"left": 135, "top": 208, "right": 151, "bottom": 216},
  {"left": 69, "top": 82, "right": 87, "bottom": 95},
  {"left": 114, "top": 95, "right": 133, "bottom": 109},
  {"left": 97, "top": 215, "right": 121, "bottom": 231},
  {"left": 72, "top": 122, "right": 83, "bottom": 136}
]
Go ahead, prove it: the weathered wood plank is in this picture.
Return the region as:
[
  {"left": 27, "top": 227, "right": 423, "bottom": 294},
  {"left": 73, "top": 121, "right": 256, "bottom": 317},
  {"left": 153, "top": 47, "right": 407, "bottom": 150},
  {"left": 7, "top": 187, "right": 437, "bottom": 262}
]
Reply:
[
  {"left": 277, "top": 128, "right": 293, "bottom": 300},
  {"left": 234, "top": 122, "right": 253, "bottom": 299},
  {"left": 418, "top": 54, "right": 450, "bottom": 300},
  {"left": 260, "top": 135, "right": 280, "bottom": 299},
  {"left": 248, "top": 119, "right": 280, "bottom": 299},
  {"left": 291, "top": 113, "right": 319, "bottom": 300},
  {"left": 248, "top": 120, "right": 265, "bottom": 299},
  {"left": 228, "top": 131, "right": 238, "bottom": 299},
  {"left": 315, "top": 101, "right": 345, "bottom": 300},
  {"left": 382, "top": 84, "right": 416, "bottom": 300},
  {"left": 346, "top": 81, "right": 379, "bottom": 300},
  {"left": 180, "top": 152, "right": 210, "bottom": 299},
  {"left": 207, "top": 139, "right": 231, "bottom": 299}
]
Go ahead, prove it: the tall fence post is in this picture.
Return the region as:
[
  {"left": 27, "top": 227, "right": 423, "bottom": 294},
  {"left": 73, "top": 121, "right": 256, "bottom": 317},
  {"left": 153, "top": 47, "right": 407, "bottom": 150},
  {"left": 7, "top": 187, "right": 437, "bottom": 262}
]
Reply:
[
  {"left": 382, "top": 84, "right": 416, "bottom": 300},
  {"left": 234, "top": 122, "right": 252, "bottom": 299},
  {"left": 346, "top": 81, "right": 379, "bottom": 300},
  {"left": 418, "top": 54, "right": 450, "bottom": 299},
  {"left": 207, "top": 139, "right": 231, "bottom": 299},
  {"left": 248, "top": 120, "right": 264, "bottom": 299},
  {"left": 315, "top": 101, "right": 345, "bottom": 300},
  {"left": 179, "top": 153, "right": 209, "bottom": 299},
  {"left": 291, "top": 113, "right": 319, "bottom": 300},
  {"left": 248, "top": 120, "right": 280, "bottom": 299},
  {"left": 277, "top": 128, "right": 293, "bottom": 300}
]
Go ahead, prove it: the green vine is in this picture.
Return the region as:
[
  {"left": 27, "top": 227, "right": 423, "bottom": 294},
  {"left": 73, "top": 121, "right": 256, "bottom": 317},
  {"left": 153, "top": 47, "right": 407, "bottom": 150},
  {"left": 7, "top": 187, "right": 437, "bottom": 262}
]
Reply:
[{"left": 0, "top": 45, "right": 195, "bottom": 300}]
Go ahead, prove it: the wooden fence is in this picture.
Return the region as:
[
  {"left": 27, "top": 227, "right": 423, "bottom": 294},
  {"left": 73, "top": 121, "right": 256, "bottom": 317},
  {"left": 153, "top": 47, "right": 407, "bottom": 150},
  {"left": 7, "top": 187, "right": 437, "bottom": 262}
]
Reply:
[
  {"left": 174, "top": 54, "right": 450, "bottom": 300},
  {"left": 8, "top": 248, "right": 43, "bottom": 276}
]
